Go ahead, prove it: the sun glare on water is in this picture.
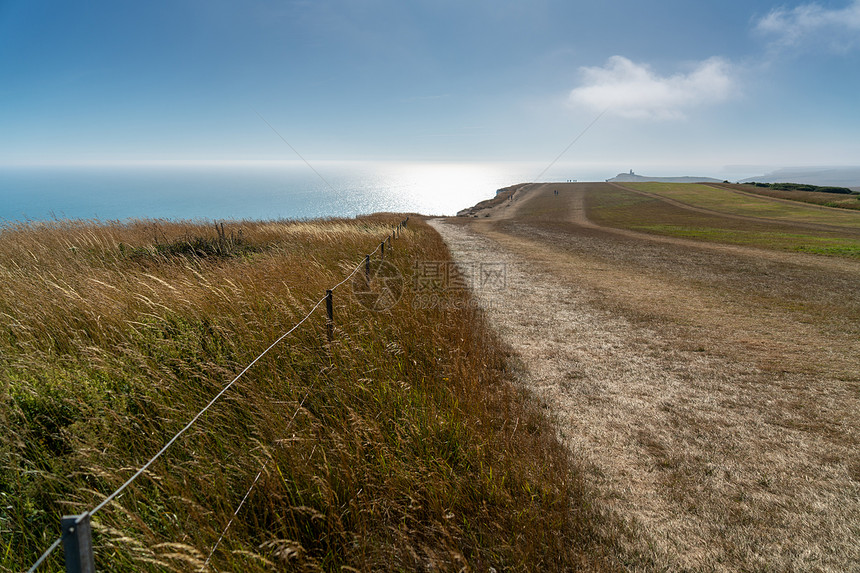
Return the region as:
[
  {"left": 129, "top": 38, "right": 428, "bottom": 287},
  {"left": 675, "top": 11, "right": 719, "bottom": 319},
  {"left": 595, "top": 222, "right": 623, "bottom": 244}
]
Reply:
[{"left": 379, "top": 162, "right": 522, "bottom": 216}]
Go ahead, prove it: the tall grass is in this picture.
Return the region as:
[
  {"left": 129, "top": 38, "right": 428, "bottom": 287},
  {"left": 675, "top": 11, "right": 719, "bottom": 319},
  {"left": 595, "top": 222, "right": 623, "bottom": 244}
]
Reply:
[{"left": 1, "top": 216, "right": 613, "bottom": 571}]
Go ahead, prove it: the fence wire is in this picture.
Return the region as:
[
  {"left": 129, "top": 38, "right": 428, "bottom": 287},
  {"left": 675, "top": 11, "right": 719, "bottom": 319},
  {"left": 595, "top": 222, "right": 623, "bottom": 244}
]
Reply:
[
  {"left": 26, "top": 219, "right": 407, "bottom": 572},
  {"left": 201, "top": 380, "right": 318, "bottom": 570}
]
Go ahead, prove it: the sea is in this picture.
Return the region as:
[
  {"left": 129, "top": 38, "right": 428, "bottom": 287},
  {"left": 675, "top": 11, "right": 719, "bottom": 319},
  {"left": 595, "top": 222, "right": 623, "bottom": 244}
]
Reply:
[{"left": 0, "top": 161, "right": 615, "bottom": 224}]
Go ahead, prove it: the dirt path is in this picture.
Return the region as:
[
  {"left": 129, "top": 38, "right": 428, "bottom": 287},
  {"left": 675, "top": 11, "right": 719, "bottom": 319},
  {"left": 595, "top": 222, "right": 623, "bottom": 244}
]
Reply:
[{"left": 429, "top": 183, "right": 860, "bottom": 572}]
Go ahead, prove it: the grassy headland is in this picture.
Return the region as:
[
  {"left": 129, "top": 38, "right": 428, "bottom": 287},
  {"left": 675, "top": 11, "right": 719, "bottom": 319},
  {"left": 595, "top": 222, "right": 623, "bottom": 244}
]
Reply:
[
  {"left": 618, "top": 182, "right": 860, "bottom": 228},
  {"left": 726, "top": 182, "right": 860, "bottom": 210},
  {"left": 593, "top": 183, "right": 860, "bottom": 257},
  {"left": 1, "top": 216, "right": 614, "bottom": 571}
]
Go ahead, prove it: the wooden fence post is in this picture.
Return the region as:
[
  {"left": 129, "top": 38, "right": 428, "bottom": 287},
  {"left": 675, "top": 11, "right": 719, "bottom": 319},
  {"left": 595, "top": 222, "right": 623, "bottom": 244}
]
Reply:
[
  {"left": 380, "top": 241, "right": 385, "bottom": 261},
  {"left": 325, "top": 290, "right": 333, "bottom": 342},
  {"left": 365, "top": 254, "right": 370, "bottom": 284},
  {"left": 61, "top": 515, "right": 94, "bottom": 573}
]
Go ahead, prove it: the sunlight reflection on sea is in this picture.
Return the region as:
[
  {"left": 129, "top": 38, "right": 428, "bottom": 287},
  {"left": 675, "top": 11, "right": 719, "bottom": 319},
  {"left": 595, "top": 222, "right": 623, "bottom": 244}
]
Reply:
[{"left": 0, "top": 160, "right": 619, "bottom": 222}]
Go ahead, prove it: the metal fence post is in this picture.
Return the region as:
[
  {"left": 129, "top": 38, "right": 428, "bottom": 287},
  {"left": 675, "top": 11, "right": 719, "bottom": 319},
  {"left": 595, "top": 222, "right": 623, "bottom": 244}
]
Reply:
[
  {"left": 62, "top": 515, "right": 94, "bottom": 573},
  {"left": 325, "top": 290, "right": 333, "bottom": 342}
]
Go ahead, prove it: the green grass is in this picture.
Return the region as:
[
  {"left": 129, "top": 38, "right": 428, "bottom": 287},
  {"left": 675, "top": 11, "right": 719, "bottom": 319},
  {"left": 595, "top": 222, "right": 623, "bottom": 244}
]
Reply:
[
  {"left": 621, "top": 182, "right": 860, "bottom": 228},
  {"left": 728, "top": 183, "right": 860, "bottom": 211},
  {"left": 0, "top": 217, "right": 614, "bottom": 572},
  {"left": 590, "top": 185, "right": 860, "bottom": 257},
  {"left": 633, "top": 224, "right": 860, "bottom": 257}
]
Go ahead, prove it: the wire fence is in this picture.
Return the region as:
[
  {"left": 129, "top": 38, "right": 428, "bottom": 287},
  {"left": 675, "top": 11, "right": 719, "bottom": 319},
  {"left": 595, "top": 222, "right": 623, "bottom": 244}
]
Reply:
[{"left": 26, "top": 217, "right": 409, "bottom": 573}]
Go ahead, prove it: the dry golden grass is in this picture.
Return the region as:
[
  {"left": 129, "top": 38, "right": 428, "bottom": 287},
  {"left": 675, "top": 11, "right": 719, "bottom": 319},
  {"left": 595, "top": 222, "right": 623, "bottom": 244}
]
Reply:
[
  {"left": 438, "top": 183, "right": 860, "bottom": 571},
  {"left": 1, "top": 215, "right": 617, "bottom": 571}
]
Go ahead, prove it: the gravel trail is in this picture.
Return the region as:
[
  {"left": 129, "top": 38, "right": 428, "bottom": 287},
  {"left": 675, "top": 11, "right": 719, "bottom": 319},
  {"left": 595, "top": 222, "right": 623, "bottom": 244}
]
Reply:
[{"left": 428, "top": 184, "right": 860, "bottom": 571}]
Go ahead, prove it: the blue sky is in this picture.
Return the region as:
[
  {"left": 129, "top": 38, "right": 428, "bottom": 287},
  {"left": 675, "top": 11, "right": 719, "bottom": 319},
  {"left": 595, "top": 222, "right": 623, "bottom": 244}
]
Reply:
[{"left": 2, "top": 0, "right": 859, "bottom": 176}]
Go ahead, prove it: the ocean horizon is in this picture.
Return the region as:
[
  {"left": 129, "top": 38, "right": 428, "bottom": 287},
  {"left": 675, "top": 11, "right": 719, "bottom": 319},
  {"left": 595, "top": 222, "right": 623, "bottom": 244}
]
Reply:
[
  {"left": 0, "top": 160, "right": 748, "bottom": 223},
  {"left": 0, "top": 161, "right": 537, "bottom": 223}
]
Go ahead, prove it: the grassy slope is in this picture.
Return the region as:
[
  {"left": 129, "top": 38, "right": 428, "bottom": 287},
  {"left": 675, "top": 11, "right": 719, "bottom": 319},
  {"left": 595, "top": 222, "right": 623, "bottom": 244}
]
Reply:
[
  {"left": 594, "top": 183, "right": 860, "bottom": 257},
  {"left": 714, "top": 183, "right": 860, "bottom": 211},
  {"left": 620, "top": 182, "right": 860, "bottom": 228},
  {"left": 0, "top": 217, "right": 614, "bottom": 572}
]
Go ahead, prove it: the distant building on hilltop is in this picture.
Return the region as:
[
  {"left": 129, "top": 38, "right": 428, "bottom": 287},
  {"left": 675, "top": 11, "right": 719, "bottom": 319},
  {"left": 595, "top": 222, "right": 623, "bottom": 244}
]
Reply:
[{"left": 606, "top": 170, "right": 723, "bottom": 183}]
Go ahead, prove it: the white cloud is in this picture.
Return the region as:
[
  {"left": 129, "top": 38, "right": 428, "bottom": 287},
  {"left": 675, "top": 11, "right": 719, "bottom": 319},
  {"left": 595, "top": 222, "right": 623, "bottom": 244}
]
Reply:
[
  {"left": 756, "top": 0, "right": 860, "bottom": 51},
  {"left": 568, "top": 56, "right": 736, "bottom": 120}
]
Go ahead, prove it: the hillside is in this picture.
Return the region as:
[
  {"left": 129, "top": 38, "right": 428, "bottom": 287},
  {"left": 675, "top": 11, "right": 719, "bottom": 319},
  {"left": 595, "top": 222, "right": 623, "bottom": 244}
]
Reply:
[
  {"left": 740, "top": 166, "right": 860, "bottom": 190},
  {"left": 606, "top": 170, "right": 723, "bottom": 183}
]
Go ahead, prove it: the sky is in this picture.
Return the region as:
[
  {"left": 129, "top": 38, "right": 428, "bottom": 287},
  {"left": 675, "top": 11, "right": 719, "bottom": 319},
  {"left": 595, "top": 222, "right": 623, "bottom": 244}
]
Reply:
[{"left": 2, "top": 0, "right": 860, "bottom": 177}]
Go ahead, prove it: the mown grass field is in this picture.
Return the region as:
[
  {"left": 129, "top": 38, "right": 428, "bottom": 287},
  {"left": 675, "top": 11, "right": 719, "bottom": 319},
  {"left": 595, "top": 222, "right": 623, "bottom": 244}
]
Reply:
[
  {"left": 0, "top": 216, "right": 616, "bottom": 572},
  {"left": 593, "top": 183, "right": 860, "bottom": 257},
  {"left": 719, "top": 183, "right": 860, "bottom": 210},
  {"left": 457, "top": 182, "right": 860, "bottom": 571},
  {"left": 619, "top": 182, "right": 860, "bottom": 227}
]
